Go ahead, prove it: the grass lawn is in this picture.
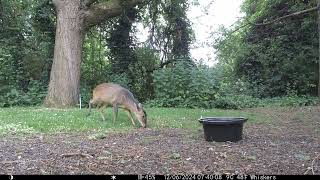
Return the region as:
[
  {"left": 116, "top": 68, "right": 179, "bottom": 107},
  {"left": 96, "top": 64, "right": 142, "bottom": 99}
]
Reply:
[{"left": 0, "top": 107, "right": 264, "bottom": 136}]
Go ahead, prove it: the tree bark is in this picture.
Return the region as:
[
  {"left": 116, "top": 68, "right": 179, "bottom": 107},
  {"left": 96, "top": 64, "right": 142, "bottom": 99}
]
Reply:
[
  {"left": 44, "top": 0, "right": 143, "bottom": 107},
  {"left": 318, "top": 0, "right": 320, "bottom": 102},
  {"left": 83, "top": 0, "right": 142, "bottom": 30},
  {"left": 44, "top": 0, "right": 85, "bottom": 107}
]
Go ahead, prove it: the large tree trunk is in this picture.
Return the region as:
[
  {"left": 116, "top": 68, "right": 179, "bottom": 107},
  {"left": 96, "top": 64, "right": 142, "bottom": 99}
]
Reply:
[
  {"left": 43, "top": 0, "right": 143, "bottom": 107},
  {"left": 318, "top": 0, "right": 320, "bottom": 102},
  {"left": 44, "top": 0, "right": 84, "bottom": 107}
]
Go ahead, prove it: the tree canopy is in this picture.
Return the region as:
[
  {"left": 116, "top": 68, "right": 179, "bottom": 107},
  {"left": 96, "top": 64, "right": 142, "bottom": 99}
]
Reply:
[
  {"left": 214, "top": 0, "right": 318, "bottom": 98},
  {"left": 0, "top": 0, "right": 319, "bottom": 108}
]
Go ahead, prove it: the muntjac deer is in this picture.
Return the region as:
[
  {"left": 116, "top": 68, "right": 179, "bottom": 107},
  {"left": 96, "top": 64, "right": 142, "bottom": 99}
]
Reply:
[{"left": 87, "top": 83, "right": 147, "bottom": 128}]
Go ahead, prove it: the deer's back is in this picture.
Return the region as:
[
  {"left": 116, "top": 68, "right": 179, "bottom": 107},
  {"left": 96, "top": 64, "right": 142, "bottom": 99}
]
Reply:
[{"left": 92, "top": 83, "right": 133, "bottom": 105}]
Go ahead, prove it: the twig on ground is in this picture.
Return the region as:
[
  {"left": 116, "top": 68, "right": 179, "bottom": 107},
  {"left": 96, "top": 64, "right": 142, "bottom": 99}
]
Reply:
[
  {"left": 304, "top": 153, "right": 320, "bottom": 175},
  {"left": 0, "top": 159, "right": 38, "bottom": 164},
  {"left": 61, "top": 153, "right": 93, "bottom": 158},
  {"left": 311, "top": 154, "right": 320, "bottom": 175}
]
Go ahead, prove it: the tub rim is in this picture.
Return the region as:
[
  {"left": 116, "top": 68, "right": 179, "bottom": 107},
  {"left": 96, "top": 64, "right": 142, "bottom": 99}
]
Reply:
[{"left": 198, "top": 117, "right": 248, "bottom": 125}]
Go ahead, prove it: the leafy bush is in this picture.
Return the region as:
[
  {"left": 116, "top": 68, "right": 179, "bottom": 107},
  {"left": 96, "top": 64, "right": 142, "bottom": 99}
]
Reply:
[
  {"left": 108, "top": 73, "right": 130, "bottom": 89},
  {"left": 149, "top": 61, "right": 219, "bottom": 108},
  {"left": 214, "top": 0, "right": 318, "bottom": 98},
  {"left": 260, "top": 95, "right": 318, "bottom": 107},
  {"left": 0, "top": 80, "right": 47, "bottom": 107},
  {"left": 212, "top": 94, "right": 318, "bottom": 110},
  {"left": 212, "top": 95, "right": 259, "bottom": 109},
  {"left": 127, "top": 48, "right": 159, "bottom": 102},
  {"left": 211, "top": 78, "right": 319, "bottom": 109}
]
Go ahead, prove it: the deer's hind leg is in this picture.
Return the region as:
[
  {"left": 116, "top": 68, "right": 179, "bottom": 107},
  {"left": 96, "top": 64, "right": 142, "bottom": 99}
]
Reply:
[{"left": 98, "top": 104, "right": 107, "bottom": 121}]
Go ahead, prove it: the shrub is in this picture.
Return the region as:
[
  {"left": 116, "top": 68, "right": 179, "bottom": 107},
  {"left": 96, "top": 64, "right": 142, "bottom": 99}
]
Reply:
[
  {"left": 150, "top": 61, "right": 219, "bottom": 108},
  {"left": 0, "top": 80, "right": 47, "bottom": 107}
]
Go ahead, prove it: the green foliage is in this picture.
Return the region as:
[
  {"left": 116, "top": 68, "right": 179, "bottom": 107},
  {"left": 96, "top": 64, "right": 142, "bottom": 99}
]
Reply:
[
  {"left": 1, "top": 0, "right": 317, "bottom": 110},
  {"left": 81, "top": 44, "right": 158, "bottom": 104},
  {"left": 164, "top": 0, "right": 193, "bottom": 61},
  {"left": 121, "top": 47, "right": 158, "bottom": 102},
  {"left": 81, "top": 28, "right": 111, "bottom": 89},
  {"left": 212, "top": 79, "right": 319, "bottom": 109},
  {"left": 106, "top": 7, "right": 138, "bottom": 74},
  {"left": 263, "top": 95, "right": 318, "bottom": 107},
  {"left": 212, "top": 95, "right": 258, "bottom": 109},
  {"left": 0, "top": 80, "right": 46, "bottom": 107},
  {"left": 108, "top": 73, "right": 131, "bottom": 89},
  {"left": 213, "top": 95, "right": 318, "bottom": 110},
  {"left": 103, "top": 8, "right": 158, "bottom": 102},
  {"left": 141, "top": 0, "right": 194, "bottom": 66},
  {"left": 150, "top": 61, "right": 218, "bottom": 108},
  {"left": 0, "top": 47, "right": 15, "bottom": 87},
  {"left": 214, "top": 0, "right": 318, "bottom": 98},
  {"left": 0, "top": 0, "right": 53, "bottom": 107}
]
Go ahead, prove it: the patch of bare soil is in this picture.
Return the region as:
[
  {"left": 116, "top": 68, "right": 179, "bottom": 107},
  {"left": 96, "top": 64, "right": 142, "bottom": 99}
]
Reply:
[{"left": 0, "top": 106, "right": 319, "bottom": 175}]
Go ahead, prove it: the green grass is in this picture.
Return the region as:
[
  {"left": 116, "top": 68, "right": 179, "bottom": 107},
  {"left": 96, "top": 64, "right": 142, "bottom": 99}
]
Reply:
[{"left": 0, "top": 107, "right": 263, "bottom": 136}]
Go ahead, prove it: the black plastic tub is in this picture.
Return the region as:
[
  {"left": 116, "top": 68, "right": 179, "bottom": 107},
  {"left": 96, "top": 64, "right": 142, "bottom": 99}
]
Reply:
[{"left": 198, "top": 117, "right": 247, "bottom": 142}]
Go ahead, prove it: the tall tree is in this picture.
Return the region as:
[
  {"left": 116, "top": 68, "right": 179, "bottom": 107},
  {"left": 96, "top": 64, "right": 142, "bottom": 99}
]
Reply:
[
  {"left": 167, "top": 1, "right": 192, "bottom": 64},
  {"left": 318, "top": 0, "right": 320, "bottom": 101},
  {"left": 144, "top": 0, "right": 193, "bottom": 68},
  {"left": 44, "top": 0, "right": 143, "bottom": 107},
  {"left": 107, "top": 7, "right": 138, "bottom": 74}
]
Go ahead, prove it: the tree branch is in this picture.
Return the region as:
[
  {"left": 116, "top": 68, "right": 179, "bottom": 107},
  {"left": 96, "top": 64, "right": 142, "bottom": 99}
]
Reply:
[
  {"left": 146, "top": 59, "right": 175, "bottom": 73},
  {"left": 230, "top": 6, "right": 319, "bottom": 34},
  {"left": 52, "top": 0, "right": 63, "bottom": 8},
  {"left": 83, "top": 0, "right": 143, "bottom": 30},
  {"left": 318, "top": 0, "right": 320, "bottom": 101},
  {"left": 254, "top": 6, "right": 318, "bottom": 26},
  {"left": 83, "top": 0, "right": 98, "bottom": 7}
]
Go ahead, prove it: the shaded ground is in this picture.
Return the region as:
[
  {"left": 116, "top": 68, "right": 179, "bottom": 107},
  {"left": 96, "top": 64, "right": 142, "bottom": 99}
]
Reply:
[{"left": 0, "top": 106, "right": 319, "bottom": 175}]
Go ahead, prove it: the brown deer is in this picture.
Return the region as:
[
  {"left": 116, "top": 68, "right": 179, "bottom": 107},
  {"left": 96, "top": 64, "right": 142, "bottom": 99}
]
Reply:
[{"left": 87, "top": 83, "right": 147, "bottom": 128}]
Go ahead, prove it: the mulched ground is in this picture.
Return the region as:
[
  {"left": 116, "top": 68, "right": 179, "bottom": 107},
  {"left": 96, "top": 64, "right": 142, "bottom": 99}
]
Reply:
[{"left": 0, "top": 106, "right": 319, "bottom": 175}]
